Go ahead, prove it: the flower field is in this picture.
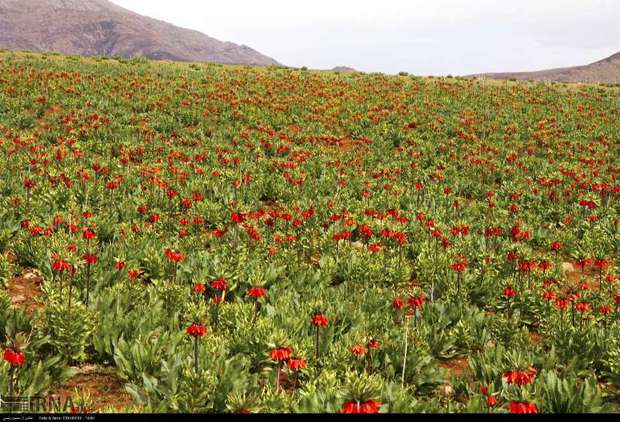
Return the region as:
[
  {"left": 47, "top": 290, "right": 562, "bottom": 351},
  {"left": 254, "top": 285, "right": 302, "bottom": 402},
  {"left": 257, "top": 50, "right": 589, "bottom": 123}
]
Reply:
[{"left": 0, "top": 51, "right": 619, "bottom": 413}]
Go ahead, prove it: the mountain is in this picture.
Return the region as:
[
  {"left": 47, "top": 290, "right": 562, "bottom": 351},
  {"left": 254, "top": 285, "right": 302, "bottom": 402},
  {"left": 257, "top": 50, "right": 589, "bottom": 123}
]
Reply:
[
  {"left": 471, "top": 51, "right": 620, "bottom": 84},
  {"left": 331, "top": 66, "right": 358, "bottom": 73},
  {"left": 0, "top": 0, "right": 279, "bottom": 66}
]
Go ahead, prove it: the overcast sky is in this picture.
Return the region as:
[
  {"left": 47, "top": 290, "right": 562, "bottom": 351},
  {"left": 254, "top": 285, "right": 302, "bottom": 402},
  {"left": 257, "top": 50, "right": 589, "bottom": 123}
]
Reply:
[{"left": 111, "top": 0, "right": 620, "bottom": 76}]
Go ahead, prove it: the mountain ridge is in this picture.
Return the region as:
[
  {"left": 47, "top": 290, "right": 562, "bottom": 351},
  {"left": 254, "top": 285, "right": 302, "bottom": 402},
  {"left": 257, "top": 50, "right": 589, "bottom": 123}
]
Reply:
[
  {"left": 0, "top": 0, "right": 279, "bottom": 66},
  {"left": 471, "top": 51, "right": 620, "bottom": 84}
]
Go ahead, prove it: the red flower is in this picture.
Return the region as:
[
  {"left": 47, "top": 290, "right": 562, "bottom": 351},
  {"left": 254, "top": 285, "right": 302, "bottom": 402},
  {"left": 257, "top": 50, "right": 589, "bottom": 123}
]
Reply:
[
  {"left": 368, "top": 338, "right": 380, "bottom": 349},
  {"left": 164, "top": 249, "right": 184, "bottom": 263},
  {"left": 351, "top": 344, "right": 367, "bottom": 357},
  {"left": 392, "top": 297, "right": 405, "bottom": 311},
  {"left": 408, "top": 295, "right": 426, "bottom": 309},
  {"left": 503, "top": 367, "right": 537, "bottom": 385},
  {"left": 83, "top": 253, "right": 97, "bottom": 266},
  {"left": 248, "top": 287, "right": 268, "bottom": 298},
  {"left": 231, "top": 212, "right": 246, "bottom": 224},
  {"left": 358, "top": 224, "right": 374, "bottom": 238},
  {"left": 538, "top": 260, "right": 551, "bottom": 272},
  {"left": 3, "top": 349, "right": 26, "bottom": 366},
  {"left": 550, "top": 241, "right": 562, "bottom": 251},
  {"left": 333, "top": 230, "right": 352, "bottom": 242},
  {"left": 270, "top": 346, "right": 292, "bottom": 362},
  {"left": 211, "top": 276, "right": 227, "bottom": 291},
  {"left": 82, "top": 228, "right": 96, "bottom": 240},
  {"left": 451, "top": 262, "right": 467, "bottom": 273},
  {"left": 342, "top": 399, "right": 381, "bottom": 414},
  {"left": 578, "top": 199, "right": 597, "bottom": 210},
  {"left": 212, "top": 228, "right": 227, "bottom": 238},
  {"left": 368, "top": 242, "right": 382, "bottom": 253},
  {"left": 52, "top": 259, "right": 74, "bottom": 274},
  {"left": 487, "top": 395, "right": 497, "bottom": 407},
  {"left": 503, "top": 286, "right": 517, "bottom": 298},
  {"left": 575, "top": 301, "right": 590, "bottom": 313},
  {"left": 594, "top": 259, "right": 609, "bottom": 270},
  {"left": 287, "top": 357, "right": 307, "bottom": 371},
  {"left": 509, "top": 401, "right": 538, "bottom": 414},
  {"left": 555, "top": 298, "right": 569, "bottom": 311},
  {"left": 599, "top": 305, "right": 613, "bottom": 315},
  {"left": 312, "top": 314, "right": 329, "bottom": 327},
  {"left": 23, "top": 179, "right": 35, "bottom": 190},
  {"left": 186, "top": 323, "right": 208, "bottom": 337},
  {"left": 480, "top": 385, "right": 488, "bottom": 396},
  {"left": 115, "top": 260, "right": 125, "bottom": 270},
  {"left": 193, "top": 283, "right": 206, "bottom": 294},
  {"left": 128, "top": 269, "right": 142, "bottom": 280},
  {"left": 518, "top": 260, "right": 534, "bottom": 272}
]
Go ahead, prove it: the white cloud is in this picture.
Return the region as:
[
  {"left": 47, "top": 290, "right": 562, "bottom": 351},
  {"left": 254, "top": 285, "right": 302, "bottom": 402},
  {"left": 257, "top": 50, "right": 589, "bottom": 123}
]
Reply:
[{"left": 110, "top": 0, "right": 620, "bottom": 75}]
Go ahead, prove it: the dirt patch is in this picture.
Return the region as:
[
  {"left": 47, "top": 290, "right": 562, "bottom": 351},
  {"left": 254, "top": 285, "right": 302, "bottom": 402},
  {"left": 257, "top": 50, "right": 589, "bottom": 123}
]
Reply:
[
  {"left": 51, "top": 366, "right": 135, "bottom": 413},
  {"left": 438, "top": 356, "right": 470, "bottom": 378},
  {"left": 561, "top": 260, "right": 607, "bottom": 293},
  {"left": 7, "top": 271, "right": 44, "bottom": 314}
]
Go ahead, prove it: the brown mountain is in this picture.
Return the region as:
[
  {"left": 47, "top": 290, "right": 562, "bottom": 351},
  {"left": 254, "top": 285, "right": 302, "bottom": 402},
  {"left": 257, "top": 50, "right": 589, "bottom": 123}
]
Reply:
[
  {"left": 331, "top": 66, "right": 358, "bottom": 73},
  {"left": 0, "top": 0, "right": 279, "bottom": 65},
  {"left": 472, "top": 51, "right": 620, "bottom": 84}
]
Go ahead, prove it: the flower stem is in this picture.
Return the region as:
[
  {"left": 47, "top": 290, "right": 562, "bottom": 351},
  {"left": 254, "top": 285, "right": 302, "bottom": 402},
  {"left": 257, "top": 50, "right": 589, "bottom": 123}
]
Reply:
[
  {"left": 401, "top": 318, "right": 410, "bottom": 388},
  {"left": 193, "top": 336, "right": 199, "bottom": 374}
]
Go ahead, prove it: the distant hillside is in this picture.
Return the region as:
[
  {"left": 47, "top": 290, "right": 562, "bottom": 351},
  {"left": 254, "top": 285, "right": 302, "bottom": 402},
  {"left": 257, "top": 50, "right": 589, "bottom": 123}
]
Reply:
[
  {"left": 331, "top": 66, "right": 358, "bottom": 73},
  {"left": 0, "top": 0, "right": 279, "bottom": 65},
  {"left": 472, "top": 51, "right": 620, "bottom": 84}
]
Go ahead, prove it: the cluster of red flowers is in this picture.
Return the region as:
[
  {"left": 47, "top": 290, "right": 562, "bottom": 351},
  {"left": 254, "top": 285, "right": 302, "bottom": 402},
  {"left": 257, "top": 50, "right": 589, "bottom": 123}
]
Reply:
[
  {"left": 186, "top": 323, "right": 208, "bottom": 337},
  {"left": 550, "top": 241, "right": 562, "bottom": 251},
  {"left": 449, "top": 225, "right": 470, "bottom": 236},
  {"left": 509, "top": 225, "right": 531, "bottom": 242},
  {"left": 286, "top": 357, "right": 307, "bottom": 371},
  {"left": 578, "top": 199, "right": 597, "bottom": 209},
  {"left": 392, "top": 294, "right": 426, "bottom": 312},
  {"left": 312, "top": 313, "right": 329, "bottom": 327},
  {"left": 83, "top": 253, "right": 97, "bottom": 266},
  {"left": 503, "top": 286, "right": 517, "bottom": 298},
  {"left": 379, "top": 229, "right": 407, "bottom": 246},
  {"left": 333, "top": 230, "right": 352, "bottom": 242},
  {"left": 164, "top": 249, "right": 184, "bottom": 263},
  {"left": 509, "top": 401, "right": 538, "bottom": 414},
  {"left": 341, "top": 399, "right": 381, "bottom": 414},
  {"left": 3, "top": 348, "right": 26, "bottom": 366},
  {"left": 480, "top": 385, "right": 496, "bottom": 407},
  {"left": 248, "top": 287, "right": 268, "bottom": 298},
  {"left": 503, "top": 367, "right": 537, "bottom": 385},
  {"left": 358, "top": 224, "right": 374, "bottom": 238},
  {"left": 269, "top": 346, "right": 292, "bottom": 362},
  {"left": 483, "top": 226, "right": 503, "bottom": 237},
  {"left": 52, "top": 259, "right": 75, "bottom": 273},
  {"left": 408, "top": 295, "right": 426, "bottom": 310},
  {"left": 451, "top": 261, "right": 467, "bottom": 273},
  {"left": 211, "top": 276, "right": 228, "bottom": 291}
]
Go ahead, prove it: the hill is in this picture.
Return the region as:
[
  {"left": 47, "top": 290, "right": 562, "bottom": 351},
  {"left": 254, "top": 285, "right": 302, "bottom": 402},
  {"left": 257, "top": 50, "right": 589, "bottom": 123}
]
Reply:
[
  {"left": 472, "top": 51, "right": 620, "bottom": 84},
  {"left": 0, "top": 0, "right": 279, "bottom": 65}
]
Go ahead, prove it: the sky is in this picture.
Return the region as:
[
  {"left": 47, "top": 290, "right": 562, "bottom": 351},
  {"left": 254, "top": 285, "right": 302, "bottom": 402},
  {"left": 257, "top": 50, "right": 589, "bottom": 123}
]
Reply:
[{"left": 110, "top": 0, "right": 620, "bottom": 76}]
